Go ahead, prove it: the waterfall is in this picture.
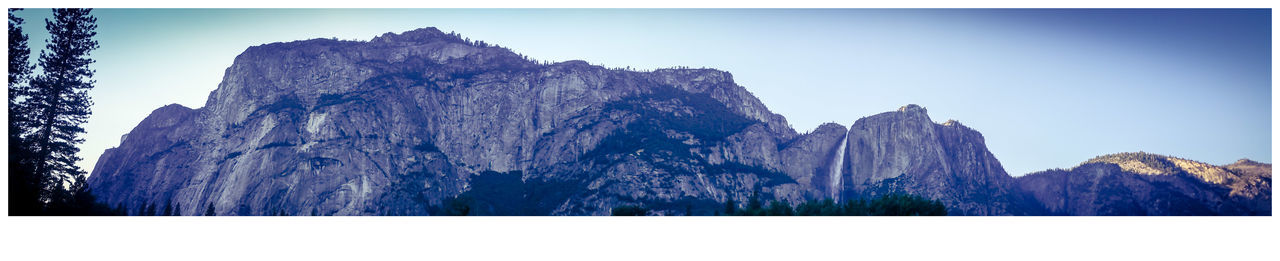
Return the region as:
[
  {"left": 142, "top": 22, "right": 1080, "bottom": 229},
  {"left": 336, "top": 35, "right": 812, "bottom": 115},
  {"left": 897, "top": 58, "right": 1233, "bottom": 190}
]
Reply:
[{"left": 829, "top": 133, "right": 849, "bottom": 201}]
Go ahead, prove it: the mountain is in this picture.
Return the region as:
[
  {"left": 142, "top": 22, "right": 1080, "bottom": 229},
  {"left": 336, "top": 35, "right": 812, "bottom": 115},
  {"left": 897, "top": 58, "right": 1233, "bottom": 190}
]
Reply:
[
  {"left": 838, "top": 105, "right": 1039, "bottom": 215},
  {"left": 86, "top": 28, "right": 1270, "bottom": 215},
  {"left": 88, "top": 28, "right": 825, "bottom": 216},
  {"left": 1016, "top": 153, "right": 1271, "bottom": 215}
]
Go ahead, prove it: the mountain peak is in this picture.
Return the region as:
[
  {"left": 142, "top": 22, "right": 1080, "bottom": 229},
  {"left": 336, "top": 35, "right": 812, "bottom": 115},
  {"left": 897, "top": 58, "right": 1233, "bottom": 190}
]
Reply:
[
  {"left": 552, "top": 60, "right": 592, "bottom": 68},
  {"left": 371, "top": 27, "right": 454, "bottom": 43},
  {"left": 816, "top": 122, "right": 847, "bottom": 130},
  {"left": 898, "top": 104, "right": 925, "bottom": 113},
  {"left": 138, "top": 103, "right": 194, "bottom": 127},
  {"left": 1233, "top": 158, "right": 1266, "bottom": 165},
  {"left": 1083, "top": 152, "right": 1177, "bottom": 175},
  {"left": 156, "top": 103, "right": 191, "bottom": 111},
  {"left": 1083, "top": 152, "right": 1247, "bottom": 185},
  {"left": 856, "top": 104, "right": 933, "bottom": 126}
]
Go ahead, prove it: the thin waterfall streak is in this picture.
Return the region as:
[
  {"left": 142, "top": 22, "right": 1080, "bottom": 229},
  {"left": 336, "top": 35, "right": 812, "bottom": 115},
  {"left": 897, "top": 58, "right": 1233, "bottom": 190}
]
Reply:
[{"left": 829, "top": 133, "right": 849, "bottom": 201}]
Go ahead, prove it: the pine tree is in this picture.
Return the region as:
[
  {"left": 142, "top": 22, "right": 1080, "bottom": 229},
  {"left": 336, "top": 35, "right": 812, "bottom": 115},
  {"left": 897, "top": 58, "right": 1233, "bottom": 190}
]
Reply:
[
  {"left": 205, "top": 203, "right": 216, "bottom": 216},
  {"left": 765, "top": 200, "right": 794, "bottom": 216},
  {"left": 162, "top": 202, "right": 173, "bottom": 216},
  {"left": 8, "top": 8, "right": 42, "bottom": 216},
  {"left": 22, "top": 8, "right": 99, "bottom": 211},
  {"left": 64, "top": 177, "right": 99, "bottom": 215},
  {"left": 610, "top": 205, "right": 650, "bottom": 216},
  {"left": 723, "top": 197, "right": 737, "bottom": 215},
  {"left": 173, "top": 203, "right": 182, "bottom": 216},
  {"left": 8, "top": 8, "right": 34, "bottom": 140},
  {"left": 745, "top": 191, "right": 763, "bottom": 216}
]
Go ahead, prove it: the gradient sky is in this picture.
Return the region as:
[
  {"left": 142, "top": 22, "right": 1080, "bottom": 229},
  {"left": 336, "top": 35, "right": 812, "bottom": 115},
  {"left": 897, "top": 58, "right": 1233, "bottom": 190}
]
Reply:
[{"left": 10, "top": 8, "right": 1271, "bottom": 176}]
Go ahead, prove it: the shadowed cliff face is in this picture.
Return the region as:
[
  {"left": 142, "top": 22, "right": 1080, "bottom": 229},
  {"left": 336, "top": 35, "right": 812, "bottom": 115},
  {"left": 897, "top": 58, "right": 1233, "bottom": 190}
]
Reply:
[
  {"left": 87, "top": 28, "right": 830, "bottom": 216},
  {"left": 88, "top": 28, "right": 1269, "bottom": 216}
]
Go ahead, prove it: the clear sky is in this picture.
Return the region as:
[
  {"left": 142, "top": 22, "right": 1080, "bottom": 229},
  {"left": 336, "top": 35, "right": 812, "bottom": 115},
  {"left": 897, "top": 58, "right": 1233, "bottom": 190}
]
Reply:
[{"left": 10, "top": 8, "right": 1271, "bottom": 176}]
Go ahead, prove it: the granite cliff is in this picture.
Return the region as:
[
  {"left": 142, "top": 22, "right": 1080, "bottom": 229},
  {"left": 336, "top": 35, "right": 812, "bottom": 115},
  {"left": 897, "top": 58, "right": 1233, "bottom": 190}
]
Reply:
[
  {"left": 88, "top": 28, "right": 824, "bottom": 215},
  {"left": 838, "top": 105, "right": 1037, "bottom": 215},
  {"left": 87, "top": 28, "right": 1270, "bottom": 215},
  {"left": 830, "top": 104, "right": 1270, "bottom": 215}
]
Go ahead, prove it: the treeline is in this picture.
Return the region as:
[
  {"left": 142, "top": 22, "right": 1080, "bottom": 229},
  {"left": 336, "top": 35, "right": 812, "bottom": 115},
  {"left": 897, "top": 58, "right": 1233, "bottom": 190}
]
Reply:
[{"left": 611, "top": 192, "right": 947, "bottom": 216}]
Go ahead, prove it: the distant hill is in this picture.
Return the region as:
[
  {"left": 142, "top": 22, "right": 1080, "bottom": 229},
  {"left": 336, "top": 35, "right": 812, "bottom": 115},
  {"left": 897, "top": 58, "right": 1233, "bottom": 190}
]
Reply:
[{"left": 1017, "top": 152, "right": 1270, "bottom": 215}]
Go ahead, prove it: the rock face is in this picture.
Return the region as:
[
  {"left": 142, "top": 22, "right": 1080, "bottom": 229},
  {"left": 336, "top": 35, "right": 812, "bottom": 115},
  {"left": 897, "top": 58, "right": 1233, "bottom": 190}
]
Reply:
[
  {"left": 779, "top": 123, "right": 848, "bottom": 199},
  {"left": 840, "top": 105, "right": 1035, "bottom": 215},
  {"left": 834, "top": 105, "right": 1269, "bottom": 216},
  {"left": 88, "top": 28, "right": 827, "bottom": 216},
  {"left": 87, "top": 28, "right": 1270, "bottom": 216},
  {"left": 1016, "top": 153, "right": 1271, "bottom": 215}
]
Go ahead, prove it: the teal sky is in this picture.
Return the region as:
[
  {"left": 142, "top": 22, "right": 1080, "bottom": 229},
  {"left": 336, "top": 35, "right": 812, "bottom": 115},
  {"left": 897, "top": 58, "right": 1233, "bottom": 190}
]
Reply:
[{"left": 10, "top": 8, "right": 1271, "bottom": 176}]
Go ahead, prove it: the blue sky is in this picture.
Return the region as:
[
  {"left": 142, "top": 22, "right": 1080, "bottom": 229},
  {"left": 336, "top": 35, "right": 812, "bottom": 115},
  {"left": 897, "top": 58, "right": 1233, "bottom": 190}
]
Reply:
[{"left": 10, "top": 8, "right": 1271, "bottom": 176}]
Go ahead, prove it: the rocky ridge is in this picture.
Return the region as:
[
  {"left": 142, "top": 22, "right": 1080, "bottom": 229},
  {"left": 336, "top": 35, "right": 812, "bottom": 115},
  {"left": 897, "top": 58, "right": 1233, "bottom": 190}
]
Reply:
[
  {"left": 87, "top": 28, "right": 1270, "bottom": 215},
  {"left": 89, "top": 28, "right": 819, "bottom": 215},
  {"left": 1017, "top": 152, "right": 1271, "bottom": 215}
]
